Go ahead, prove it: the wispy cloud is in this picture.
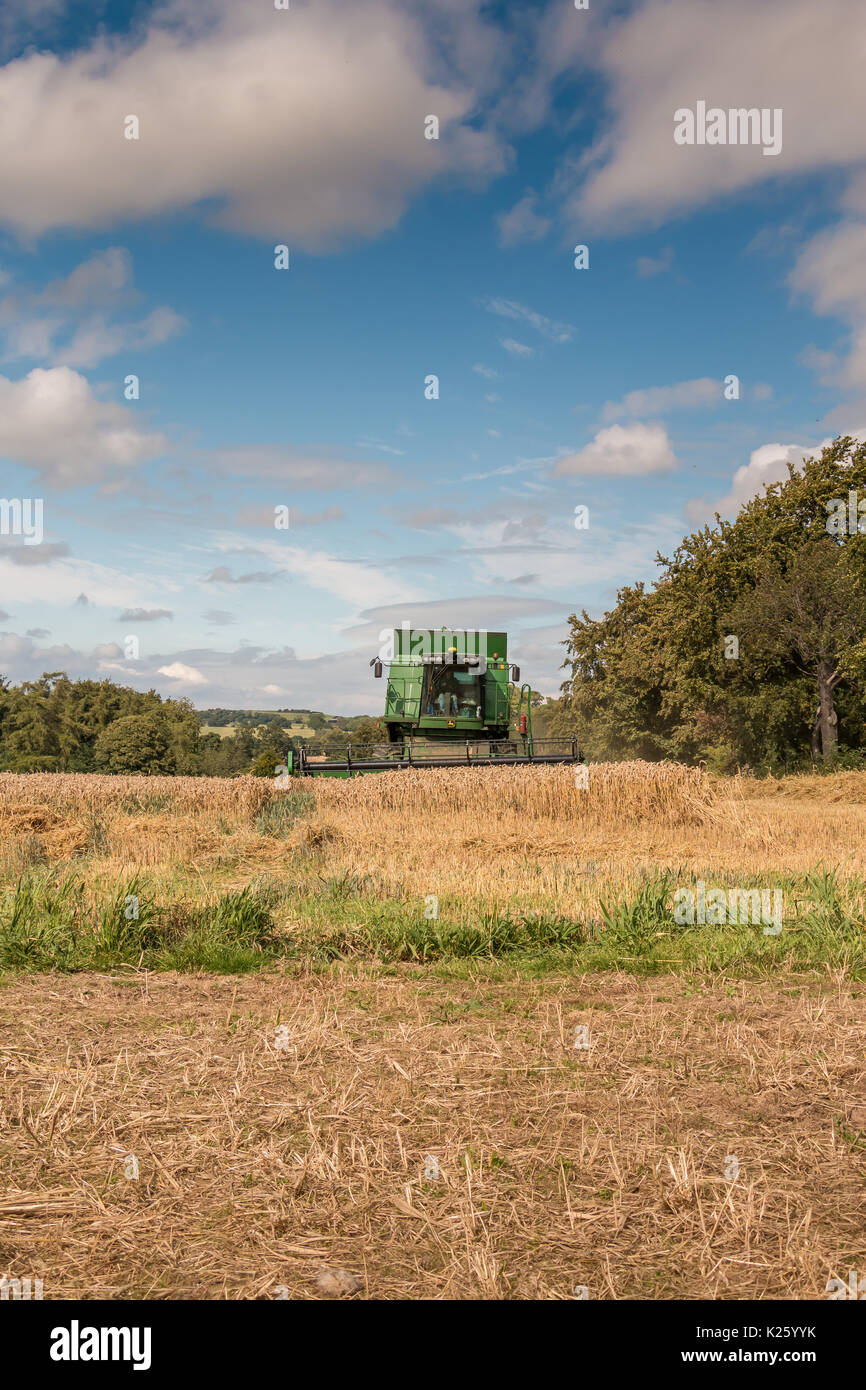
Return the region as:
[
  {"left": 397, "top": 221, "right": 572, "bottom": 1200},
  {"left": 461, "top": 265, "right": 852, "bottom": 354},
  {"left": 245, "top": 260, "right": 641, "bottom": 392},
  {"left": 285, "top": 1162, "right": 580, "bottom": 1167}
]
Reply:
[
  {"left": 483, "top": 296, "right": 575, "bottom": 343},
  {"left": 496, "top": 190, "right": 551, "bottom": 247},
  {"left": 118, "top": 607, "right": 173, "bottom": 621},
  {"left": 0, "top": 248, "right": 186, "bottom": 368},
  {"left": 501, "top": 337, "right": 534, "bottom": 357}
]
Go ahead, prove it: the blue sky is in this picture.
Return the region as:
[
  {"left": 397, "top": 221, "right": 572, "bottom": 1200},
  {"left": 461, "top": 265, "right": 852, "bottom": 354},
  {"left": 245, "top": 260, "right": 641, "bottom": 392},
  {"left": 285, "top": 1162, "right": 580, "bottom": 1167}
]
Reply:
[{"left": 1, "top": 0, "right": 864, "bottom": 711}]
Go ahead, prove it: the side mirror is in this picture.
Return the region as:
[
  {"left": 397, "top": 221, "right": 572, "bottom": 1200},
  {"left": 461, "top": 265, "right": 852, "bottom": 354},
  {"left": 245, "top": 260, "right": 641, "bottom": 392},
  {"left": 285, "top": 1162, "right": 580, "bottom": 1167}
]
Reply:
[
  {"left": 511, "top": 664, "right": 520, "bottom": 682},
  {"left": 373, "top": 660, "right": 383, "bottom": 678}
]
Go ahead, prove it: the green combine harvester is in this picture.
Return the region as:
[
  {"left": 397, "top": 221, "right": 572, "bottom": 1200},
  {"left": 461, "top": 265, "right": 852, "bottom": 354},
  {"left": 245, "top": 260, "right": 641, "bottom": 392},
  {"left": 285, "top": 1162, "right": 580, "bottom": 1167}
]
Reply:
[{"left": 287, "top": 627, "right": 583, "bottom": 777}]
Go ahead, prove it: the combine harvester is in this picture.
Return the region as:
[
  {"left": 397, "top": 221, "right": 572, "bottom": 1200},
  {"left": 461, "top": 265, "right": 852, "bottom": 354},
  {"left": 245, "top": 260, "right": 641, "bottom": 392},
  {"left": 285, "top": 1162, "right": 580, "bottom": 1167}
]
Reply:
[{"left": 287, "top": 627, "right": 584, "bottom": 777}]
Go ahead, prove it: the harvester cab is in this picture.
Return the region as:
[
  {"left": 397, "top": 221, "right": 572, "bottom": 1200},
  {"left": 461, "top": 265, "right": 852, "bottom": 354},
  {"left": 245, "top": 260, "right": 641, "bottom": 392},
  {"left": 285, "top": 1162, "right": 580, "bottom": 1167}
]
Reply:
[
  {"left": 372, "top": 627, "right": 517, "bottom": 745},
  {"left": 288, "top": 627, "right": 584, "bottom": 776}
]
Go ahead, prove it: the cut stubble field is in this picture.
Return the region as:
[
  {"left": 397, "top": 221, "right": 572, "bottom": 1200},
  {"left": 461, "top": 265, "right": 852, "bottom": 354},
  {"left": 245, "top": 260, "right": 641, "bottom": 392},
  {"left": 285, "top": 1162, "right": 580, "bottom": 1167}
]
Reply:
[{"left": 0, "top": 763, "right": 864, "bottom": 1299}]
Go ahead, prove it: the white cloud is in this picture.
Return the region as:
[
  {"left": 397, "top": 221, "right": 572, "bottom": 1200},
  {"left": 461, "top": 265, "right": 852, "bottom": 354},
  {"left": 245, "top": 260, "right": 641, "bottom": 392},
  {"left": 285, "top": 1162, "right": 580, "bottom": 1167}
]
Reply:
[
  {"left": 0, "top": 631, "right": 397, "bottom": 713},
  {"left": 791, "top": 221, "right": 866, "bottom": 388},
  {"left": 501, "top": 338, "right": 534, "bottom": 357},
  {"left": 0, "top": 0, "right": 506, "bottom": 245},
  {"left": 213, "top": 533, "right": 420, "bottom": 609},
  {"left": 719, "top": 441, "right": 814, "bottom": 510},
  {"left": 157, "top": 661, "right": 208, "bottom": 686},
  {"left": 472, "top": 363, "right": 499, "bottom": 379},
  {"left": 565, "top": 0, "right": 866, "bottom": 232},
  {"left": 38, "top": 247, "right": 135, "bottom": 310},
  {"left": 601, "top": 377, "right": 721, "bottom": 421},
  {"left": 0, "top": 366, "right": 166, "bottom": 486},
  {"left": 484, "top": 297, "right": 575, "bottom": 342},
  {"left": 465, "top": 517, "right": 683, "bottom": 597},
  {"left": 236, "top": 503, "right": 343, "bottom": 527},
  {"left": 636, "top": 246, "right": 674, "bottom": 277},
  {"left": 496, "top": 190, "right": 551, "bottom": 246},
  {"left": 345, "top": 595, "right": 567, "bottom": 644},
  {"left": 55, "top": 306, "right": 185, "bottom": 370},
  {"left": 208, "top": 445, "right": 394, "bottom": 490},
  {"left": 554, "top": 422, "right": 677, "bottom": 477},
  {"left": 792, "top": 223, "right": 866, "bottom": 320},
  {"left": 0, "top": 248, "right": 185, "bottom": 367},
  {"left": 0, "top": 550, "right": 162, "bottom": 607},
  {"left": 686, "top": 439, "right": 829, "bottom": 523}
]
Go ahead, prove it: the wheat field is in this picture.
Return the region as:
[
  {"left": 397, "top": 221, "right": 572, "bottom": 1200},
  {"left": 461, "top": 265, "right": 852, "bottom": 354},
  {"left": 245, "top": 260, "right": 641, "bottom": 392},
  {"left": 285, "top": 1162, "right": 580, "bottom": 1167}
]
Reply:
[{"left": 1, "top": 763, "right": 864, "bottom": 1299}]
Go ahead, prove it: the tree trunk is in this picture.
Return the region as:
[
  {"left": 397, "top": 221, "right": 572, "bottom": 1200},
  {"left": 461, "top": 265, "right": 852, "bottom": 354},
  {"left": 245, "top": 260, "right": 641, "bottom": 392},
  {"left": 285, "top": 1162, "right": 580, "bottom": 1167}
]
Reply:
[{"left": 812, "top": 660, "right": 839, "bottom": 760}]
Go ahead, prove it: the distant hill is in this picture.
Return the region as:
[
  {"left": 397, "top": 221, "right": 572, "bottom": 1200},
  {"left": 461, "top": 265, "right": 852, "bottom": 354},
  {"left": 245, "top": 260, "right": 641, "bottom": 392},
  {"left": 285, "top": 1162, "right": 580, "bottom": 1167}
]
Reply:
[{"left": 196, "top": 708, "right": 376, "bottom": 739}]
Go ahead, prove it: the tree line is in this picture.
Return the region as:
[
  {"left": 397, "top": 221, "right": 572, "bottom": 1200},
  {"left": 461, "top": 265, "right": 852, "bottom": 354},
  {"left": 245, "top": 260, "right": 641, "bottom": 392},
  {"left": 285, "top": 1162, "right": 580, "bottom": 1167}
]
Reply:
[
  {"left": 553, "top": 437, "right": 866, "bottom": 772},
  {"left": 0, "top": 676, "right": 384, "bottom": 776}
]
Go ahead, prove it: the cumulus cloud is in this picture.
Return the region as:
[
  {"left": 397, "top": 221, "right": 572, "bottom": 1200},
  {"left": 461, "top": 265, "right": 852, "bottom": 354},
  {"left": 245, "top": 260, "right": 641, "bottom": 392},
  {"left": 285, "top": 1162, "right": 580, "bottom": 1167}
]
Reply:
[
  {"left": 554, "top": 422, "right": 677, "bottom": 476},
  {"left": 0, "top": 0, "right": 507, "bottom": 245},
  {"left": 566, "top": 0, "right": 866, "bottom": 232},
  {"left": 685, "top": 439, "right": 828, "bottom": 524},
  {"left": 601, "top": 378, "right": 721, "bottom": 421},
  {"left": 0, "top": 366, "right": 167, "bottom": 487},
  {"left": 0, "top": 0, "right": 66, "bottom": 60},
  {"left": 157, "top": 661, "right": 208, "bottom": 686},
  {"left": 791, "top": 221, "right": 866, "bottom": 388}
]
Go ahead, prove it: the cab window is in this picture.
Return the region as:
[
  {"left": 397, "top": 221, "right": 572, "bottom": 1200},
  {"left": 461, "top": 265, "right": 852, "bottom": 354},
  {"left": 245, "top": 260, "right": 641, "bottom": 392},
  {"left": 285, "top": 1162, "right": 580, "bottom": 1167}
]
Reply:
[{"left": 424, "top": 666, "right": 482, "bottom": 718}]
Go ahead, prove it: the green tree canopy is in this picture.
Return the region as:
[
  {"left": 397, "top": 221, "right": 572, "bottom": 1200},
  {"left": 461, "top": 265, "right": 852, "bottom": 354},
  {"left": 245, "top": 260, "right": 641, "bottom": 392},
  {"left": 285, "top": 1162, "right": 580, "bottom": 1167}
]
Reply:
[
  {"left": 93, "top": 713, "right": 176, "bottom": 774},
  {"left": 557, "top": 436, "right": 866, "bottom": 771}
]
